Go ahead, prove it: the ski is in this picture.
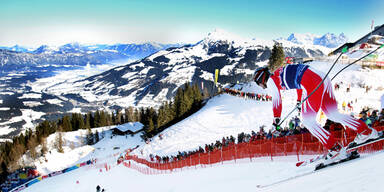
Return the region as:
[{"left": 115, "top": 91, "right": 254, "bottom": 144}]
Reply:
[
  {"left": 296, "top": 131, "right": 384, "bottom": 168},
  {"left": 315, "top": 150, "right": 360, "bottom": 170},
  {"left": 258, "top": 147, "right": 382, "bottom": 189},
  {"left": 314, "top": 132, "right": 384, "bottom": 170},
  {"left": 296, "top": 154, "right": 325, "bottom": 167},
  {"left": 346, "top": 131, "right": 384, "bottom": 150},
  {"left": 259, "top": 150, "right": 366, "bottom": 189}
]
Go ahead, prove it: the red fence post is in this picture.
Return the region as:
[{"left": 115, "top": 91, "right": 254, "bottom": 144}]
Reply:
[
  {"left": 199, "top": 153, "right": 201, "bottom": 168},
  {"left": 249, "top": 142, "right": 252, "bottom": 162},
  {"left": 221, "top": 147, "right": 223, "bottom": 164},
  {"left": 234, "top": 144, "right": 237, "bottom": 163},
  {"left": 301, "top": 134, "right": 304, "bottom": 155},
  {"left": 208, "top": 151, "right": 211, "bottom": 165},
  {"left": 296, "top": 141, "right": 300, "bottom": 161},
  {"left": 270, "top": 139, "right": 273, "bottom": 161}
]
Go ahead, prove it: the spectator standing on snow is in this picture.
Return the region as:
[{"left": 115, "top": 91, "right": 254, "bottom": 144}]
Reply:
[
  {"left": 342, "top": 101, "right": 346, "bottom": 112},
  {"left": 360, "top": 112, "right": 372, "bottom": 127}
]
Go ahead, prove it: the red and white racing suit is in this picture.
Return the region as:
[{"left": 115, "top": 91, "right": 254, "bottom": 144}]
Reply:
[{"left": 266, "top": 64, "right": 370, "bottom": 149}]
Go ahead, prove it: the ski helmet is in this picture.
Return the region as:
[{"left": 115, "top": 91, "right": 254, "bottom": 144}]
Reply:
[{"left": 254, "top": 67, "right": 270, "bottom": 88}]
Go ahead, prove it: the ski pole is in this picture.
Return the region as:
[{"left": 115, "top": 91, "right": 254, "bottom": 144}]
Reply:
[
  {"left": 278, "top": 46, "right": 348, "bottom": 126},
  {"left": 331, "top": 44, "right": 384, "bottom": 80}
]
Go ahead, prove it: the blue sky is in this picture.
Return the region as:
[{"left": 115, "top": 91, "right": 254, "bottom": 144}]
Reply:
[{"left": 1, "top": 0, "right": 383, "bottom": 46}]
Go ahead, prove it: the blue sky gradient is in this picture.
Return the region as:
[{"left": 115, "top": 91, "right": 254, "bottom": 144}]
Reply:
[{"left": 1, "top": 0, "right": 383, "bottom": 46}]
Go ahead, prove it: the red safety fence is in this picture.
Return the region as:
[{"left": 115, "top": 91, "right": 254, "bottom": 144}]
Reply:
[{"left": 123, "top": 126, "right": 384, "bottom": 174}]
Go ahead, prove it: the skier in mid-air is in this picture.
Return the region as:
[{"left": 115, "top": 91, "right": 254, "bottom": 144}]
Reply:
[{"left": 253, "top": 64, "right": 379, "bottom": 165}]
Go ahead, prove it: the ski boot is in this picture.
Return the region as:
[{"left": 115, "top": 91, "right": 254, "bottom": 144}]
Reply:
[
  {"left": 315, "top": 142, "right": 357, "bottom": 170},
  {"left": 323, "top": 142, "right": 349, "bottom": 165},
  {"left": 348, "top": 128, "right": 380, "bottom": 149}
]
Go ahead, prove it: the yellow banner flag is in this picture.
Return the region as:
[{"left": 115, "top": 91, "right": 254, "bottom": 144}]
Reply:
[
  {"left": 19, "top": 173, "right": 27, "bottom": 179},
  {"left": 214, "top": 69, "right": 219, "bottom": 85}
]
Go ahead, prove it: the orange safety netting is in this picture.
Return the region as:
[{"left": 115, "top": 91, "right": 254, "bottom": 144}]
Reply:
[{"left": 123, "top": 126, "right": 384, "bottom": 174}]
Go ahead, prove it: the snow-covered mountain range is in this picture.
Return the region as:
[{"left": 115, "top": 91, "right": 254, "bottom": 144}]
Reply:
[
  {"left": 0, "top": 29, "right": 349, "bottom": 138},
  {"left": 0, "top": 45, "right": 32, "bottom": 52},
  {"left": 280, "top": 32, "right": 348, "bottom": 48},
  {"left": 0, "top": 42, "right": 181, "bottom": 68},
  {"left": 39, "top": 29, "right": 332, "bottom": 109}
]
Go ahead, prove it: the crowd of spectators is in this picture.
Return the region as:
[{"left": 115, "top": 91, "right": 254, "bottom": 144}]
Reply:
[
  {"left": 146, "top": 107, "right": 384, "bottom": 164},
  {"left": 148, "top": 118, "right": 309, "bottom": 163},
  {"left": 359, "top": 107, "right": 384, "bottom": 127},
  {"left": 223, "top": 88, "right": 272, "bottom": 101},
  {"left": 1, "top": 167, "right": 39, "bottom": 192}
]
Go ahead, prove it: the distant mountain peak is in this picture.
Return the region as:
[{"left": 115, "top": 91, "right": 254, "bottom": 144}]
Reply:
[
  {"left": 204, "top": 28, "right": 245, "bottom": 43},
  {"left": 314, "top": 33, "right": 348, "bottom": 48},
  {"left": 282, "top": 32, "right": 348, "bottom": 48}
]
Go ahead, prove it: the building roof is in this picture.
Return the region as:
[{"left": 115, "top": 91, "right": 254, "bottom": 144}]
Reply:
[{"left": 114, "top": 122, "right": 143, "bottom": 133}]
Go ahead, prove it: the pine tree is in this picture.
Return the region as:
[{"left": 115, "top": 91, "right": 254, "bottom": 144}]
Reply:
[
  {"left": 55, "top": 127, "right": 64, "bottom": 153},
  {"left": 95, "top": 130, "right": 100, "bottom": 143},
  {"left": 134, "top": 108, "right": 141, "bottom": 122},
  {"left": 112, "top": 111, "right": 116, "bottom": 125},
  {"left": 86, "top": 128, "right": 94, "bottom": 145},
  {"left": 203, "top": 87, "right": 210, "bottom": 99},
  {"left": 41, "top": 138, "right": 48, "bottom": 155},
  {"left": 0, "top": 161, "right": 8, "bottom": 181},
  {"left": 99, "top": 110, "right": 108, "bottom": 126},
  {"left": 9, "top": 143, "right": 25, "bottom": 169},
  {"left": 106, "top": 111, "right": 112, "bottom": 126},
  {"left": 174, "top": 87, "right": 184, "bottom": 118},
  {"left": 268, "top": 42, "right": 285, "bottom": 72},
  {"left": 58, "top": 132, "right": 64, "bottom": 153},
  {"left": 139, "top": 108, "right": 146, "bottom": 125},
  {"left": 116, "top": 109, "right": 122, "bottom": 125},
  {"left": 61, "top": 115, "right": 72, "bottom": 132},
  {"left": 27, "top": 136, "right": 38, "bottom": 159},
  {"left": 126, "top": 107, "right": 135, "bottom": 122},
  {"left": 156, "top": 105, "right": 165, "bottom": 128},
  {"left": 192, "top": 84, "right": 203, "bottom": 110},
  {"left": 89, "top": 112, "right": 95, "bottom": 128},
  {"left": 167, "top": 101, "right": 176, "bottom": 123},
  {"left": 94, "top": 110, "right": 101, "bottom": 127},
  {"left": 147, "top": 118, "right": 155, "bottom": 134},
  {"left": 85, "top": 112, "right": 91, "bottom": 129},
  {"left": 71, "top": 113, "right": 84, "bottom": 131}
]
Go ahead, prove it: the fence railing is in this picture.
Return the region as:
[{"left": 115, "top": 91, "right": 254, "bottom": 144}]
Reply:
[
  {"left": 317, "top": 57, "right": 384, "bottom": 68},
  {"left": 123, "top": 126, "right": 384, "bottom": 174}
]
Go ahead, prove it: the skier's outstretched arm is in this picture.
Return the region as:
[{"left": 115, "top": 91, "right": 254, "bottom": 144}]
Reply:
[{"left": 267, "top": 78, "right": 282, "bottom": 118}]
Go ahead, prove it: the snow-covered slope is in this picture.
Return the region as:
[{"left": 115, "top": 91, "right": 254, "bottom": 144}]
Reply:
[{"left": 21, "top": 124, "right": 144, "bottom": 175}]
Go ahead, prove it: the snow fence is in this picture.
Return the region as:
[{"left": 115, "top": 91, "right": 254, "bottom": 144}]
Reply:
[{"left": 123, "top": 126, "right": 384, "bottom": 174}]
